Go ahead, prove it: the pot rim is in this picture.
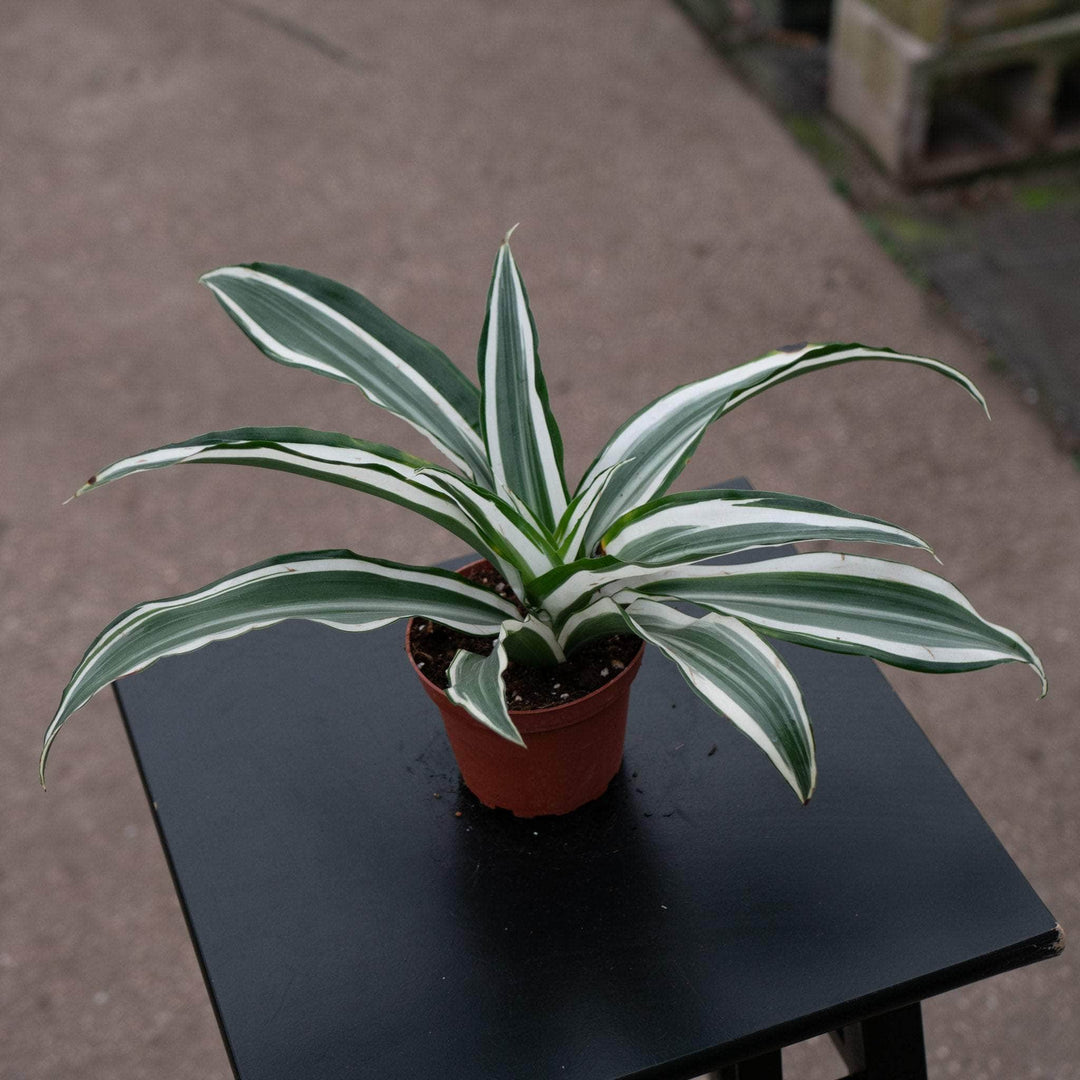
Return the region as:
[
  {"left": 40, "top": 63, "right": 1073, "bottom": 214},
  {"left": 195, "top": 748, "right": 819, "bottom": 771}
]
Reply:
[
  {"left": 406, "top": 557, "right": 645, "bottom": 731},
  {"left": 405, "top": 620, "right": 644, "bottom": 734}
]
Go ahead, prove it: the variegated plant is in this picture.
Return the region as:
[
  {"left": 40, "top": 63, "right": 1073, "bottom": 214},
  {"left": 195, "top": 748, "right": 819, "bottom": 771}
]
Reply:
[{"left": 41, "top": 232, "right": 1045, "bottom": 802}]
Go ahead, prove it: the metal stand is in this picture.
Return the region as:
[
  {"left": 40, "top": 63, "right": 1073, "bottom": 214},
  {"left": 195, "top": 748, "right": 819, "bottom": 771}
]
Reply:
[
  {"left": 711, "top": 1048, "right": 783, "bottom": 1079},
  {"left": 705, "top": 1001, "right": 926, "bottom": 1079},
  {"left": 829, "top": 1002, "right": 927, "bottom": 1080}
]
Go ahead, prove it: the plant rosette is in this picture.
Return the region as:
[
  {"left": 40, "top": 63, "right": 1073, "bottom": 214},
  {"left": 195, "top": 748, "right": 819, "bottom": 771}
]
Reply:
[{"left": 42, "top": 228, "right": 1045, "bottom": 817}]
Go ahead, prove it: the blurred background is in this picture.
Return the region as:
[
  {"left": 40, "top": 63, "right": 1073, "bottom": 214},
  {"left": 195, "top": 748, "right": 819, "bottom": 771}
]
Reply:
[{"left": 1, "top": 1, "right": 1076, "bottom": 1077}]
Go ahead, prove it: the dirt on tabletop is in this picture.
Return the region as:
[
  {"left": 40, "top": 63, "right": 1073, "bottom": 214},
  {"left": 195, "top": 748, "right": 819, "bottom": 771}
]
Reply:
[{"left": 406, "top": 561, "right": 642, "bottom": 711}]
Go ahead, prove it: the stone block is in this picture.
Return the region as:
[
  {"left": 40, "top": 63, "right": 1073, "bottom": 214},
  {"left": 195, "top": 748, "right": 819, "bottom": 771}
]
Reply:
[
  {"left": 829, "top": 0, "right": 1080, "bottom": 179},
  {"left": 861, "top": 0, "right": 952, "bottom": 43},
  {"left": 829, "top": 0, "right": 934, "bottom": 170},
  {"left": 859, "top": 0, "right": 1073, "bottom": 44}
]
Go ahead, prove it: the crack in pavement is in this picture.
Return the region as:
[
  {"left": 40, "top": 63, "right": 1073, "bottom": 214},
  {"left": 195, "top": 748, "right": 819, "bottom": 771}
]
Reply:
[{"left": 217, "top": 0, "right": 366, "bottom": 75}]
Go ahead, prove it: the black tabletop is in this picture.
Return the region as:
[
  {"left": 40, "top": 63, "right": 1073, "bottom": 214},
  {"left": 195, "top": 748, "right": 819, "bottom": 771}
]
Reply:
[{"left": 116, "top": 576, "right": 1060, "bottom": 1080}]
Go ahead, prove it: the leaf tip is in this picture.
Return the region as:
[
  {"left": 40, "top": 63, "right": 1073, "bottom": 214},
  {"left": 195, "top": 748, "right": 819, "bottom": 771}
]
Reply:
[
  {"left": 69, "top": 475, "right": 97, "bottom": 502},
  {"left": 198, "top": 268, "right": 232, "bottom": 295},
  {"left": 1034, "top": 662, "right": 1048, "bottom": 699},
  {"left": 503, "top": 223, "right": 521, "bottom": 247}
]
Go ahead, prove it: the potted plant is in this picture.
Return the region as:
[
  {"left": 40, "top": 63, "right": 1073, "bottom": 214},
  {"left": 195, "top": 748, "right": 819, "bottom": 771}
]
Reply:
[{"left": 40, "top": 231, "right": 1044, "bottom": 815}]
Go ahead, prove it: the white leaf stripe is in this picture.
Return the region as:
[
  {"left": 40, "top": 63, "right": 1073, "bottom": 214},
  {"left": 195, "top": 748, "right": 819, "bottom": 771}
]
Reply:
[
  {"left": 447, "top": 636, "right": 525, "bottom": 746},
  {"left": 41, "top": 552, "right": 519, "bottom": 784},
  {"left": 574, "top": 343, "right": 987, "bottom": 550},
  {"left": 201, "top": 264, "right": 492, "bottom": 483},
  {"left": 479, "top": 239, "right": 567, "bottom": 528},
  {"left": 602, "top": 488, "right": 932, "bottom": 566},
  {"left": 618, "top": 552, "right": 1045, "bottom": 687},
  {"left": 624, "top": 599, "right": 815, "bottom": 802}
]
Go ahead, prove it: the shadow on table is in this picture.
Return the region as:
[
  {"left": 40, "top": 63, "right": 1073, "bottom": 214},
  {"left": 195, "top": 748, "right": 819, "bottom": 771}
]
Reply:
[{"left": 443, "top": 766, "right": 717, "bottom": 1075}]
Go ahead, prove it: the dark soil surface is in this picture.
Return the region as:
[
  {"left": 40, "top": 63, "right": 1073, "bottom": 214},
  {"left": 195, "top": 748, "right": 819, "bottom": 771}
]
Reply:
[{"left": 407, "top": 562, "right": 642, "bottom": 710}]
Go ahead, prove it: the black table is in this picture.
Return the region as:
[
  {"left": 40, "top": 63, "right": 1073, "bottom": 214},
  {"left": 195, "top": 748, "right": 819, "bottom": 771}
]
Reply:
[{"left": 116, "top": 582, "right": 1061, "bottom": 1079}]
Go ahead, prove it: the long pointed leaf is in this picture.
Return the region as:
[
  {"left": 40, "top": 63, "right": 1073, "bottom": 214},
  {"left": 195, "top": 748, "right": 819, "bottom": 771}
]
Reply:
[
  {"left": 41, "top": 552, "right": 519, "bottom": 785},
  {"left": 602, "top": 488, "right": 932, "bottom": 566},
  {"left": 623, "top": 599, "right": 816, "bottom": 802},
  {"left": 575, "top": 343, "right": 987, "bottom": 550},
  {"left": 447, "top": 633, "right": 525, "bottom": 746},
  {"left": 201, "top": 264, "right": 492, "bottom": 483},
  {"left": 477, "top": 235, "right": 567, "bottom": 528},
  {"left": 72, "top": 427, "right": 492, "bottom": 554},
  {"left": 718, "top": 342, "right": 990, "bottom": 418},
  {"left": 618, "top": 552, "right": 1045, "bottom": 689}
]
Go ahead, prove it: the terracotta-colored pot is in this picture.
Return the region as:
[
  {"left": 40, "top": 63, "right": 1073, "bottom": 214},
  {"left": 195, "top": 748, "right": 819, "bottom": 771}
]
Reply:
[{"left": 406, "top": 601, "right": 644, "bottom": 818}]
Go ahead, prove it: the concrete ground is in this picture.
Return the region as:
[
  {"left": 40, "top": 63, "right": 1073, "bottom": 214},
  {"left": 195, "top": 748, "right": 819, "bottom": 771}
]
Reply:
[{"left": 1, "top": 1, "right": 1076, "bottom": 1077}]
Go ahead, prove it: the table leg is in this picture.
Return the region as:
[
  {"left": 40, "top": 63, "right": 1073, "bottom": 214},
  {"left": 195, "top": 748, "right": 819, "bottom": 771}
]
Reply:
[
  {"left": 829, "top": 1001, "right": 927, "bottom": 1079},
  {"left": 706, "top": 1048, "right": 783, "bottom": 1079}
]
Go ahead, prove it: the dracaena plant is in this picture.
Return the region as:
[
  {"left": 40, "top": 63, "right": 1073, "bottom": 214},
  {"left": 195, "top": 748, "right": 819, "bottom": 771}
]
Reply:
[{"left": 41, "top": 232, "right": 1045, "bottom": 803}]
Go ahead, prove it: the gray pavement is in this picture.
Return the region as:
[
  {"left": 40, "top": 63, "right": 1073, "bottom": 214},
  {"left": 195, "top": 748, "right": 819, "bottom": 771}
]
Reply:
[
  {"left": 2, "top": 2, "right": 1077, "bottom": 1078},
  {"left": 908, "top": 189, "right": 1080, "bottom": 446}
]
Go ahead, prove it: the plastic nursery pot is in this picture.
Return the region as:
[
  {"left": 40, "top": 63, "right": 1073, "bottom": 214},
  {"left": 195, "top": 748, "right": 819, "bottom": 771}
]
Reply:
[{"left": 406, "top": 568, "right": 644, "bottom": 818}]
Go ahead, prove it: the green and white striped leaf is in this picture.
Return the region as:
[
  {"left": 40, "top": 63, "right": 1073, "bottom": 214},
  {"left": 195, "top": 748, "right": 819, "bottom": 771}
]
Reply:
[
  {"left": 555, "top": 460, "right": 632, "bottom": 559},
  {"left": 41, "top": 551, "right": 519, "bottom": 785},
  {"left": 618, "top": 552, "right": 1045, "bottom": 689},
  {"left": 201, "top": 263, "right": 492, "bottom": 484},
  {"left": 558, "top": 596, "right": 633, "bottom": 654},
  {"left": 418, "top": 468, "right": 560, "bottom": 599},
  {"left": 623, "top": 599, "right": 815, "bottom": 802},
  {"left": 574, "top": 382, "right": 737, "bottom": 554},
  {"left": 575, "top": 343, "right": 987, "bottom": 550},
  {"left": 501, "top": 614, "right": 565, "bottom": 666},
  {"left": 478, "top": 235, "right": 568, "bottom": 529},
  {"left": 447, "top": 634, "right": 525, "bottom": 746},
  {"left": 497, "top": 485, "right": 554, "bottom": 545},
  {"left": 71, "top": 427, "right": 495, "bottom": 555},
  {"left": 532, "top": 555, "right": 645, "bottom": 626},
  {"left": 602, "top": 488, "right": 932, "bottom": 567},
  {"left": 78, "top": 426, "right": 560, "bottom": 603},
  {"left": 718, "top": 342, "right": 990, "bottom": 419}
]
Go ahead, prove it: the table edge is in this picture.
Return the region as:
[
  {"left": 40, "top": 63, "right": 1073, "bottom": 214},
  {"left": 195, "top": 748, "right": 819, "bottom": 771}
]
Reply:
[
  {"left": 116, "top": 682, "right": 244, "bottom": 1080},
  {"left": 646, "top": 925, "right": 1064, "bottom": 1080}
]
